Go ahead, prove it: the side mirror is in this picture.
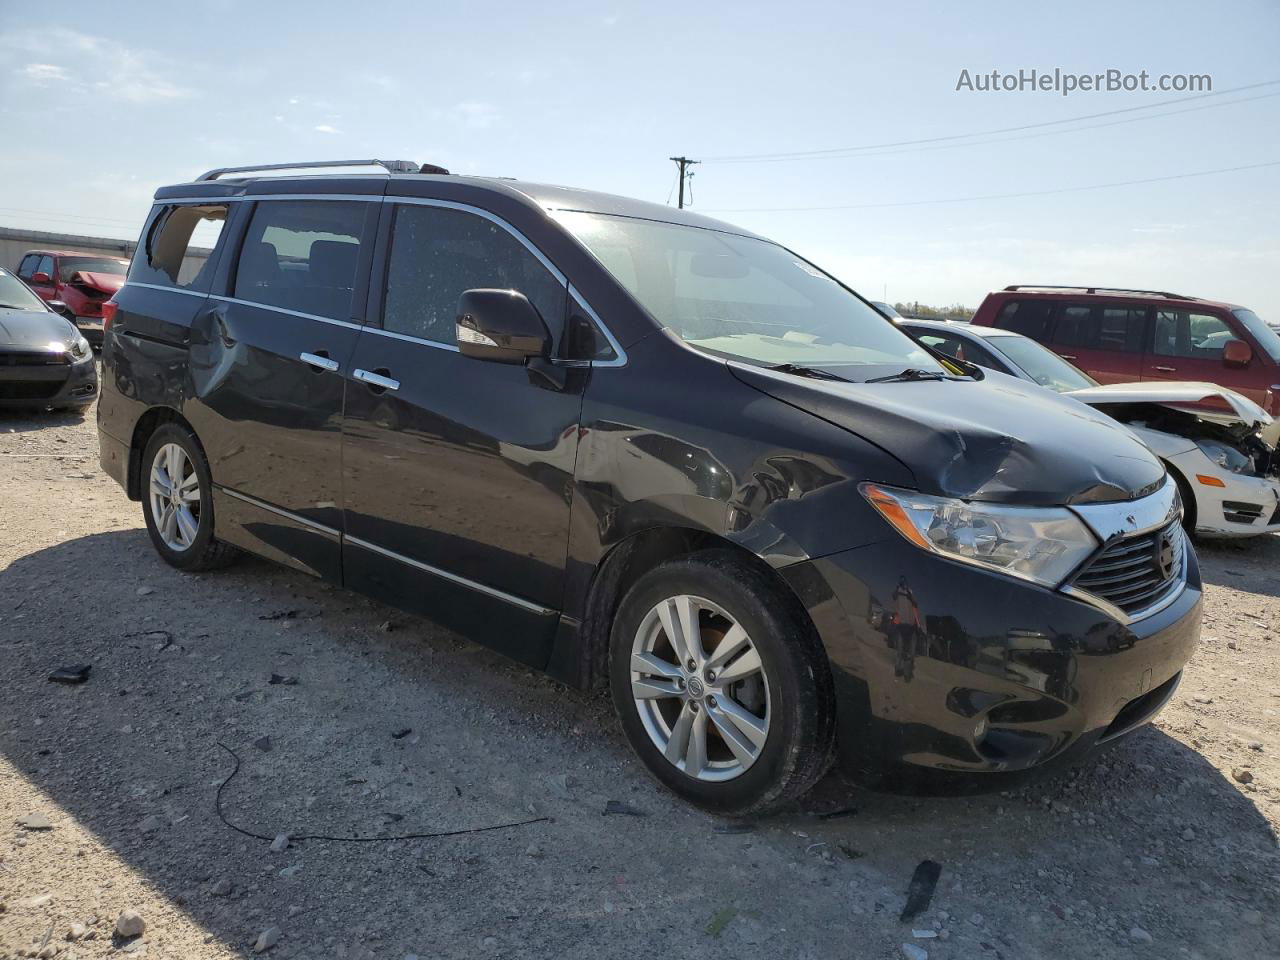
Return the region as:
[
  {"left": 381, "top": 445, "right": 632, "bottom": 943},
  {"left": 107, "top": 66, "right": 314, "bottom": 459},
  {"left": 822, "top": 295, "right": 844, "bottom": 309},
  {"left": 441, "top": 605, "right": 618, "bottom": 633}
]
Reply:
[
  {"left": 1223, "top": 338, "right": 1252, "bottom": 368},
  {"left": 46, "top": 300, "right": 75, "bottom": 321},
  {"left": 455, "top": 289, "right": 551, "bottom": 364},
  {"left": 31, "top": 271, "right": 52, "bottom": 285}
]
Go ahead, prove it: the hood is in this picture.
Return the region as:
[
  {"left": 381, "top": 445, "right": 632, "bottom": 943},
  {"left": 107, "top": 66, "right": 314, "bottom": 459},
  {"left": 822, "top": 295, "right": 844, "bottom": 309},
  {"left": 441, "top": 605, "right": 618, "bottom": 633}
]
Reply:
[
  {"left": 72, "top": 271, "right": 126, "bottom": 292},
  {"left": 1069, "top": 380, "right": 1280, "bottom": 453},
  {"left": 0, "top": 307, "right": 77, "bottom": 348},
  {"left": 730, "top": 364, "right": 1166, "bottom": 505}
]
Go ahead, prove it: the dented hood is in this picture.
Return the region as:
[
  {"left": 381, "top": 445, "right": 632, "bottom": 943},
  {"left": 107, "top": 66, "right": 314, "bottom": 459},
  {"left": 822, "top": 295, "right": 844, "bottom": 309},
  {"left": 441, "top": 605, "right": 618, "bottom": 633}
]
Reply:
[
  {"left": 1067, "top": 381, "right": 1280, "bottom": 447},
  {"left": 73, "top": 271, "right": 125, "bottom": 292},
  {"left": 730, "top": 364, "right": 1165, "bottom": 506}
]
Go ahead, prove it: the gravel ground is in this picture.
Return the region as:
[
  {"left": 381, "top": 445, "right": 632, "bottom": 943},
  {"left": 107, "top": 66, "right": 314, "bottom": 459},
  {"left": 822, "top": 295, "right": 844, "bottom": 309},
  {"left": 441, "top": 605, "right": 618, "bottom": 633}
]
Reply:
[{"left": 1, "top": 399, "right": 1277, "bottom": 960}]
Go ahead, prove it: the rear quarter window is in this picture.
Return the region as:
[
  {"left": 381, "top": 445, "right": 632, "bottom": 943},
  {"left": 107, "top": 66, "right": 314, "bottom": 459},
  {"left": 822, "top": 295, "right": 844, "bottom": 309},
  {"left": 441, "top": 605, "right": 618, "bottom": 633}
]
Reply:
[
  {"left": 130, "top": 203, "right": 228, "bottom": 291},
  {"left": 994, "top": 299, "right": 1055, "bottom": 341}
]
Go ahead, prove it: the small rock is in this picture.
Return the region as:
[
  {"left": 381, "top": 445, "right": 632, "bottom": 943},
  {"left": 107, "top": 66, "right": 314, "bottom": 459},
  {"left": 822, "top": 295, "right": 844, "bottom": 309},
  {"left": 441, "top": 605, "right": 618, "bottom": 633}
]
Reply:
[
  {"left": 546, "top": 773, "right": 574, "bottom": 799},
  {"left": 1232, "top": 767, "right": 1254, "bottom": 784},
  {"left": 253, "top": 736, "right": 272, "bottom": 752},
  {"left": 481, "top": 936, "right": 498, "bottom": 950},
  {"left": 116, "top": 909, "right": 146, "bottom": 938},
  {"left": 1227, "top": 640, "right": 1238, "bottom": 650},
  {"left": 391, "top": 728, "right": 412, "bottom": 740},
  {"left": 136, "top": 586, "right": 155, "bottom": 596},
  {"left": 1129, "top": 926, "right": 1153, "bottom": 944},
  {"left": 138, "top": 815, "right": 165, "bottom": 833},
  {"left": 67, "top": 923, "right": 88, "bottom": 941},
  {"left": 912, "top": 928, "right": 938, "bottom": 938},
  {"left": 211, "top": 879, "right": 233, "bottom": 896},
  {"left": 525, "top": 843, "right": 543, "bottom": 859},
  {"left": 27, "top": 894, "right": 53, "bottom": 908},
  {"left": 269, "top": 834, "right": 290, "bottom": 853},
  {"left": 901, "top": 944, "right": 929, "bottom": 960},
  {"left": 1247, "top": 741, "right": 1264, "bottom": 752},
  {"left": 969, "top": 912, "right": 984, "bottom": 926},
  {"left": 253, "top": 926, "right": 281, "bottom": 953},
  {"left": 377, "top": 620, "right": 395, "bottom": 632},
  {"left": 16, "top": 813, "right": 53, "bottom": 831},
  {"left": 287, "top": 905, "right": 304, "bottom": 918},
  {"left": 279, "top": 864, "right": 302, "bottom": 878},
  {"left": 1181, "top": 828, "right": 1195, "bottom": 841},
  {"left": 1192, "top": 695, "right": 1213, "bottom": 704}
]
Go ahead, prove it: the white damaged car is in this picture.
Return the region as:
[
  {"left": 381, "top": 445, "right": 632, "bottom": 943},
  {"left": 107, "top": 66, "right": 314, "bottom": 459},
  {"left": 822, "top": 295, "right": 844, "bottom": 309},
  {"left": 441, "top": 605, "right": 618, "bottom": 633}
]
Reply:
[
  {"left": 1067, "top": 382, "right": 1280, "bottom": 538},
  {"left": 898, "top": 318, "right": 1280, "bottom": 539}
]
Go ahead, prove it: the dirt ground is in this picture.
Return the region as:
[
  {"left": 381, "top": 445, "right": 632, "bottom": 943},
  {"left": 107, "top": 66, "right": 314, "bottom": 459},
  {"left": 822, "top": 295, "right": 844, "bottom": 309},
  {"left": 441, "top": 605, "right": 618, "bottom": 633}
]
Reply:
[{"left": 1, "top": 399, "right": 1277, "bottom": 960}]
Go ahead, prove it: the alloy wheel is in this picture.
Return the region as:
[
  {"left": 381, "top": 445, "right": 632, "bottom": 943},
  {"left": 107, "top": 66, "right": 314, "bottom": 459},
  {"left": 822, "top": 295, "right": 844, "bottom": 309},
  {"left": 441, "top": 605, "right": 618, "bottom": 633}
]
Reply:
[
  {"left": 149, "top": 442, "right": 201, "bottom": 552},
  {"left": 630, "top": 594, "right": 771, "bottom": 782}
]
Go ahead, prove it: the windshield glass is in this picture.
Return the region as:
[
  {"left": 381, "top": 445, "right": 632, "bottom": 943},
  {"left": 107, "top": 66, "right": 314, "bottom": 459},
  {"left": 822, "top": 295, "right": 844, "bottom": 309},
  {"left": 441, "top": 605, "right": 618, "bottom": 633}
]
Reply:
[
  {"left": 0, "top": 269, "right": 49, "bottom": 311},
  {"left": 554, "top": 211, "right": 946, "bottom": 380},
  {"left": 57, "top": 256, "right": 128, "bottom": 282},
  {"left": 1233, "top": 308, "right": 1280, "bottom": 363},
  {"left": 989, "top": 334, "right": 1097, "bottom": 392}
]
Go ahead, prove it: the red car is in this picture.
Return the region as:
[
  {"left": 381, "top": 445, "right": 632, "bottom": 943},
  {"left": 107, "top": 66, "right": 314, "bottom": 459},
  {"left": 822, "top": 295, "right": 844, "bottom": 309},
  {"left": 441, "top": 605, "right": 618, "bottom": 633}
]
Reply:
[
  {"left": 970, "top": 285, "right": 1280, "bottom": 415},
  {"left": 16, "top": 249, "right": 129, "bottom": 346}
]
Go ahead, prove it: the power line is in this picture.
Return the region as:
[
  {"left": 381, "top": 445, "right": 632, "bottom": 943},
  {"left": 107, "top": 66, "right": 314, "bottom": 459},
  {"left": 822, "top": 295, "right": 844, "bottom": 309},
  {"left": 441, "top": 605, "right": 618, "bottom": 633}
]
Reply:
[
  {"left": 703, "top": 159, "right": 1280, "bottom": 213},
  {"left": 702, "top": 79, "right": 1280, "bottom": 163}
]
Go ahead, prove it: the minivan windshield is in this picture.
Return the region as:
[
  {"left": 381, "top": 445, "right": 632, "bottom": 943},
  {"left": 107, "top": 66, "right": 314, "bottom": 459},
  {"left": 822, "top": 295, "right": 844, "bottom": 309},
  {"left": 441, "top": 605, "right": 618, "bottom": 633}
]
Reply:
[
  {"left": 0, "top": 269, "right": 48, "bottom": 312},
  {"left": 555, "top": 211, "right": 948, "bottom": 381},
  {"left": 1233, "top": 308, "right": 1280, "bottom": 363},
  {"left": 57, "top": 256, "right": 128, "bottom": 282}
]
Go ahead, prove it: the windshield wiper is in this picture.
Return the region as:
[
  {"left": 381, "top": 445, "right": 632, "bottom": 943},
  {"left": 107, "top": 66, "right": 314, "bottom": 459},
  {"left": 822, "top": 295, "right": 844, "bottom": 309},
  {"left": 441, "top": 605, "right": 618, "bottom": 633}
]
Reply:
[
  {"left": 865, "top": 368, "right": 948, "bottom": 384},
  {"left": 767, "top": 362, "right": 850, "bottom": 382}
]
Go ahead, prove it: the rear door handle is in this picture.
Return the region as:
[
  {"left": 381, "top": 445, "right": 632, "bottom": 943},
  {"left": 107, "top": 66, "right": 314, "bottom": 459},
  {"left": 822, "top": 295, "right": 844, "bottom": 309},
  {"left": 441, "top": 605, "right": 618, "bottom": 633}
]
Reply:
[
  {"left": 300, "top": 352, "right": 340, "bottom": 372},
  {"left": 1153, "top": 365, "right": 1177, "bottom": 373},
  {"left": 353, "top": 368, "right": 400, "bottom": 392}
]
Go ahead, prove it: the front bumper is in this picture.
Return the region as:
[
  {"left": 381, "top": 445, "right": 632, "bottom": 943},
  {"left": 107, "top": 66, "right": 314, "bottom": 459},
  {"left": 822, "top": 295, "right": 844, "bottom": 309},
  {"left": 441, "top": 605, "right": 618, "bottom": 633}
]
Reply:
[
  {"left": 0, "top": 355, "right": 98, "bottom": 409},
  {"left": 1172, "top": 451, "right": 1280, "bottom": 537},
  {"left": 782, "top": 534, "right": 1201, "bottom": 792}
]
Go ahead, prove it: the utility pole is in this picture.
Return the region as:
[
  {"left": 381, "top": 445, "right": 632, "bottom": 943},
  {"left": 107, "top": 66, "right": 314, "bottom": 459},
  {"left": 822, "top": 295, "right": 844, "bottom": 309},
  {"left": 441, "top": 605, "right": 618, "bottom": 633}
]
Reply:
[{"left": 670, "top": 156, "right": 699, "bottom": 209}]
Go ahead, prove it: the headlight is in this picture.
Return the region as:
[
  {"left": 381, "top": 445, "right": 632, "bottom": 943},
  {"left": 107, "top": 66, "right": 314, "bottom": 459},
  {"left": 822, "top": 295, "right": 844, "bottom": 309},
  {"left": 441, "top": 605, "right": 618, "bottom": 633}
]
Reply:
[
  {"left": 862, "top": 483, "right": 1098, "bottom": 587},
  {"left": 69, "top": 336, "right": 91, "bottom": 360},
  {"left": 1194, "top": 438, "right": 1251, "bottom": 475}
]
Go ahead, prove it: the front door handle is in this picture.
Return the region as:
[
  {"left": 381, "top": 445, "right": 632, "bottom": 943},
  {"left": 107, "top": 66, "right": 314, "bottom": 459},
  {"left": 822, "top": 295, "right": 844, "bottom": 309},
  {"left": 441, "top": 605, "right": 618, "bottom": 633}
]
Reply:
[
  {"left": 1059, "top": 354, "right": 1077, "bottom": 361},
  {"left": 300, "top": 351, "right": 340, "bottom": 372},
  {"left": 1153, "top": 365, "right": 1177, "bottom": 373},
  {"left": 353, "top": 368, "right": 400, "bottom": 392}
]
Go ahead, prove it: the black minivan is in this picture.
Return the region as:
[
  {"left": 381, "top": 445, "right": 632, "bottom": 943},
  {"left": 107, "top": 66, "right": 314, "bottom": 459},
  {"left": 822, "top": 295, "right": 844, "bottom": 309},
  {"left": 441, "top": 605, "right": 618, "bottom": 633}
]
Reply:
[{"left": 98, "top": 159, "right": 1200, "bottom": 814}]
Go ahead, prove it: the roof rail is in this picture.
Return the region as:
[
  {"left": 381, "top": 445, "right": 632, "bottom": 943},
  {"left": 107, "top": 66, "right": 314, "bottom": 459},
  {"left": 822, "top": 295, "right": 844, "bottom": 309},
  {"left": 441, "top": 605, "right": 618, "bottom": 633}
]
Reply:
[
  {"left": 195, "top": 158, "right": 433, "bottom": 181},
  {"left": 1002, "top": 284, "right": 1194, "bottom": 300}
]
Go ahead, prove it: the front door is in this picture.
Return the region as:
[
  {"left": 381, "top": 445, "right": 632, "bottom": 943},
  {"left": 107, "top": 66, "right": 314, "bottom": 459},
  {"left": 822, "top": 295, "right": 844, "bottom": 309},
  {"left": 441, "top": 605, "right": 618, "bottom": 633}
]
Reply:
[
  {"left": 1142, "top": 307, "right": 1264, "bottom": 404},
  {"left": 187, "top": 197, "right": 378, "bottom": 581},
  {"left": 341, "top": 200, "right": 585, "bottom": 666}
]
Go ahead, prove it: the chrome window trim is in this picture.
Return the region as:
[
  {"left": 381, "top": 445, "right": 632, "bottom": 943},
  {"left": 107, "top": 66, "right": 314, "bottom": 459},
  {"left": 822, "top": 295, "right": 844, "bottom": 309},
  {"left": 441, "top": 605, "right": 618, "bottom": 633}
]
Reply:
[
  {"left": 144, "top": 193, "right": 629, "bottom": 364},
  {"left": 206, "top": 295, "right": 365, "bottom": 331},
  {"left": 124, "top": 281, "right": 209, "bottom": 299},
  {"left": 217, "top": 487, "right": 341, "bottom": 539},
  {"left": 345, "top": 535, "right": 555, "bottom": 616},
  {"left": 361, "top": 326, "right": 460, "bottom": 352}
]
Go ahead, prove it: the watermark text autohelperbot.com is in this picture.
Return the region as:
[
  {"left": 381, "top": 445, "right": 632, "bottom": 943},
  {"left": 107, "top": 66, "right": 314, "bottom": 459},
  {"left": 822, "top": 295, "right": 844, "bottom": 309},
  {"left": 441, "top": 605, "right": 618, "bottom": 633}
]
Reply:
[{"left": 956, "top": 68, "right": 1211, "bottom": 96}]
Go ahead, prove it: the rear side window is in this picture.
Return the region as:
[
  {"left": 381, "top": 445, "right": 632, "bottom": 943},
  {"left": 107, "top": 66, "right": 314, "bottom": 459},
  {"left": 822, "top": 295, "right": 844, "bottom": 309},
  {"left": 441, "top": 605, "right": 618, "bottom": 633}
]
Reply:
[
  {"left": 234, "top": 200, "right": 367, "bottom": 320},
  {"left": 382, "top": 204, "right": 566, "bottom": 346},
  {"left": 1053, "top": 303, "right": 1145, "bottom": 352},
  {"left": 132, "top": 204, "right": 228, "bottom": 291},
  {"left": 994, "top": 299, "right": 1054, "bottom": 341},
  {"left": 1153, "top": 309, "right": 1234, "bottom": 358}
]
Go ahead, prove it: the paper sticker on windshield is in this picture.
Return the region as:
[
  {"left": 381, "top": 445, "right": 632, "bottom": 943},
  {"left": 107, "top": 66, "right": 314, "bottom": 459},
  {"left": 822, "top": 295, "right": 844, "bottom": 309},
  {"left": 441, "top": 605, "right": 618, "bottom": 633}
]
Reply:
[{"left": 793, "top": 260, "right": 831, "bottom": 280}]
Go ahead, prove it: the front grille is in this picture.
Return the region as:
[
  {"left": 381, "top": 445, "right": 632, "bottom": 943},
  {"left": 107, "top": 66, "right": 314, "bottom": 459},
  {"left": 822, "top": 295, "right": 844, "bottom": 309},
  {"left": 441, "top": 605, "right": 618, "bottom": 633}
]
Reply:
[
  {"left": 0, "top": 380, "right": 63, "bottom": 400},
  {"left": 1070, "top": 519, "right": 1185, "bottom": 616},
  {"left": 0, "top": 351, "right": 68, "bottom": 367}
]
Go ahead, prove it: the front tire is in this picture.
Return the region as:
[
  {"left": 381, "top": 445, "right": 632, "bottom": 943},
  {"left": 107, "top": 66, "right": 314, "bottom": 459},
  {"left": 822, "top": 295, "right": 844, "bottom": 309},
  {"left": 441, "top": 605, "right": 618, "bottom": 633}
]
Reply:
[
  {"left": 609, "top": 550, "right": 835, "bottom": 816},
  {"left": 141, "top": 423, "right": 237, "bottom": 571}
]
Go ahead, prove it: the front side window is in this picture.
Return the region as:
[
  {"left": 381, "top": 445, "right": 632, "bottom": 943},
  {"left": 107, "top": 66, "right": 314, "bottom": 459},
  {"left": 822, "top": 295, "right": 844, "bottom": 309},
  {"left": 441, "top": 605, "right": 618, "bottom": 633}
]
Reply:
[
  {"left": 554, "top": 211, "right": 943, "bottom": 379},
  {"left": 1153, "top": 309, "right": 1234, "bottom": 358},
  {"left": 382, "top": 205, "right": 566, "bottom": 346},
  {"left": 35, "top": 255, "right": 54, "bottom": 279},
  {"left": 994, "top": 299, "right": 1055, "bottom": 341},
  {"left": 132, "top": 204, "right": 228, "bottom": 291},
  {"left": 234, "top": 200, "right": 366, "bottom": 320}
]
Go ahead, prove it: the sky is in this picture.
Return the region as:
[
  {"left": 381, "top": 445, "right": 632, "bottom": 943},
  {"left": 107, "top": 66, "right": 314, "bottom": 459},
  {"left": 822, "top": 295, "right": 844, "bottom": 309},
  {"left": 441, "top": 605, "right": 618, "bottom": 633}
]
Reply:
[{"left": 1, "top": 0, "right": 1278, "bottom": 316}]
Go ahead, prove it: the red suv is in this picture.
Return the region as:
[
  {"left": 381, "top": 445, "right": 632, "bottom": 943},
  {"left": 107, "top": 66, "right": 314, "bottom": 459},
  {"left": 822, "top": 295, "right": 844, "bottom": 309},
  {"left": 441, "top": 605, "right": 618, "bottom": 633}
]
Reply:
[
  {"left": 971, "top": 285, "right": 1280, "bottom": 414},
  {"left": 16, "top": 249, "right": 129, "bottom": 346}
]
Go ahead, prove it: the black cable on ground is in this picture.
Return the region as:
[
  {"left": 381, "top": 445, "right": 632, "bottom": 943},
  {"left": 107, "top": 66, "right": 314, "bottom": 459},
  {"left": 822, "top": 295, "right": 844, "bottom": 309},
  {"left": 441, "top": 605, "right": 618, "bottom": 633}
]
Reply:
[{"left": 215, "top": 742, "right": 551, "bottom": 843}]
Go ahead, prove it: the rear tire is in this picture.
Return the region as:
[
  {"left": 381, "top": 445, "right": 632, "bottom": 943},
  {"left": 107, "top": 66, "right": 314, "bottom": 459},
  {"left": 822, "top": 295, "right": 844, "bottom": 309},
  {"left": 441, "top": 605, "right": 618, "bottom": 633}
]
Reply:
[
  {"left": 608, "top": 550, "right": 835, "bottom": 816},
  {"left": 141, "top": 424, "right": 238, "bottom": 571}
]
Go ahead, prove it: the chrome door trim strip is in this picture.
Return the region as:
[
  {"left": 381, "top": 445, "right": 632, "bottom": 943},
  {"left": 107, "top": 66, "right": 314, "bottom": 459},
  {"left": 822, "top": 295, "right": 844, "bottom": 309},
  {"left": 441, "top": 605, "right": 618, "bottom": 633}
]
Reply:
[
  {"left": 345, "top": 535, "right": 556, "bottom": 616},
  {"left": 124, "top": 281, "right": 209, "bottom": 298},
  {"left": 217, "top": 487, "right": 341, "bottom": 539},
  {"left": 360, "top": 326, "right": 461, "bottom": 352}
]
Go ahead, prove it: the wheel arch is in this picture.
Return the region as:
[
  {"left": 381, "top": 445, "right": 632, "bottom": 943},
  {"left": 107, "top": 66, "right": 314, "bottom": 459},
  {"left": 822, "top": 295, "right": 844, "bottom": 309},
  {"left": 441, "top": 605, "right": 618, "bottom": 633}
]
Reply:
[
  {"left": 575, "top": 525, "right": 823, "bottom": 691},
  {"left": 1162, "top": 459, "right": 1198, "bottom": 534},
  {"left": 126, "top": 406, "right": 200, "bottom": 501}
]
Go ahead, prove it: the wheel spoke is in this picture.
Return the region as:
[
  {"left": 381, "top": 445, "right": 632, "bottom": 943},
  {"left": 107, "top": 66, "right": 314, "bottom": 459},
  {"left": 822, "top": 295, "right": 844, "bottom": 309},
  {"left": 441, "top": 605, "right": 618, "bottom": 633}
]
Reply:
[
  {"left": 150, "top": 476, "right": 171, "bottom": 499},
  {"left": 658, "top": 595, "right": 704, "bottom": 667},
  {"left": 664, "top": 702, "right": 697, "bottom": 765},
  {"left": 715, "top": 646, "right": 763, "bottom": 685},
  {"left": 704, "top": 623, "right": 750, "bottom": 674},
  {"left": 160, "top": 503, "right": 177, "bottom": 543},
  {"left": 684, "top": 707, "right": 708, "bottom": 777},
  {"left": 631, "top": 651, "right": 682, "bottom": 680},
  {"left": 708, "top": 701, "right": 763, "bottom": 767},
  {"left": 632, "top": 676, "right": 682, "bottom": 700},
  {"left": 178, "top": 472, "right": 200, "bottom": 503},
  {"left": 175, "top": 505, "right": 198, "bottom": 544}
]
